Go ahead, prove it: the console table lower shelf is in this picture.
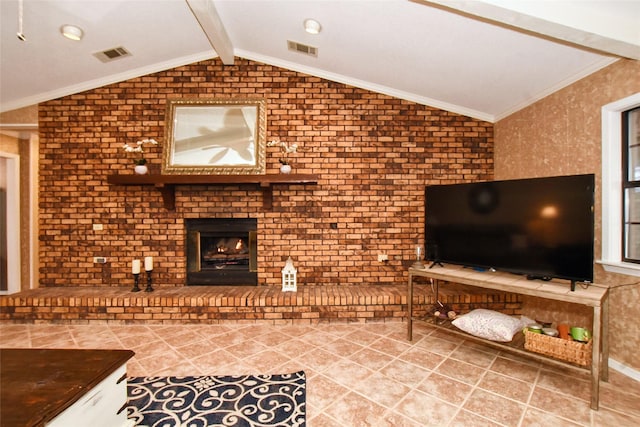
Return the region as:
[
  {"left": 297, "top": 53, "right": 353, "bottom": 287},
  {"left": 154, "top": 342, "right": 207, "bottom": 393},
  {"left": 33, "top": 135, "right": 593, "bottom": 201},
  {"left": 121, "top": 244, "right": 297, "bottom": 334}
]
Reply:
[
  {"left": 407, "top": 265, "right": 609, "bottom": 410},
  {"left": 418, "top": 317, "right": 591, "bottom": 371}
]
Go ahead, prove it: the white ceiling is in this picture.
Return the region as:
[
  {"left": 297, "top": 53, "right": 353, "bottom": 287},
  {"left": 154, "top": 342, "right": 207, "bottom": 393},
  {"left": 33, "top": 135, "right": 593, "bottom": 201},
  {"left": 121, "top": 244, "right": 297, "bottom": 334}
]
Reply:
[{"left": 1, "top": 0, "right": 638, "bottom": 122}]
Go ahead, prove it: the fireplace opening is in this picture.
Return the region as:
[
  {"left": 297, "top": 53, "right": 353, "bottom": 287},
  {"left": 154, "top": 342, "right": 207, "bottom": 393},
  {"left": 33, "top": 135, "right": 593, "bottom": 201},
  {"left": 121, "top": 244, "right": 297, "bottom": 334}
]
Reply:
[
  {"left": 186, "top": 218, "right": 257, "bottom": 285},
  {"left": 202, "top": 236, "right": 250, "bottom": 269}
]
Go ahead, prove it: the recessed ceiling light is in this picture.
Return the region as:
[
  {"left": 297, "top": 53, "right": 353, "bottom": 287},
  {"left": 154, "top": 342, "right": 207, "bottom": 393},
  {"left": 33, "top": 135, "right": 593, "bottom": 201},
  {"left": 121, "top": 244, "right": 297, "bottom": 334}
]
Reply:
[
  {"left": 303, "top": 19, "right": 321, "bottom": 35},
  {"left": 60, "top": 24, "right": 83, "bottom": 41}
]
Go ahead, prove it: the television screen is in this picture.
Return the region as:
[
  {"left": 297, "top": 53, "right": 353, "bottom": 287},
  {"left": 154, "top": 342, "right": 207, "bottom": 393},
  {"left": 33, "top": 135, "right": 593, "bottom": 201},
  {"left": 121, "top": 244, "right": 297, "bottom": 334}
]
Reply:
[{"left": 425, "top": 174, "right": 595, "bottom": 283}]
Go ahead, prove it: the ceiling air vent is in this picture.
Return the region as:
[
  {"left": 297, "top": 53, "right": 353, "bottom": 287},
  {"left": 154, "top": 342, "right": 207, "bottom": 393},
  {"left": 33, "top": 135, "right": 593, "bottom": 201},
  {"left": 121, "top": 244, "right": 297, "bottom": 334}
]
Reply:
[
  {"left": 93, "top": 46, "right": 131, "bottom": 63},
  {"left": 287, "top": 40, "right": 317, "bottom": 57}
]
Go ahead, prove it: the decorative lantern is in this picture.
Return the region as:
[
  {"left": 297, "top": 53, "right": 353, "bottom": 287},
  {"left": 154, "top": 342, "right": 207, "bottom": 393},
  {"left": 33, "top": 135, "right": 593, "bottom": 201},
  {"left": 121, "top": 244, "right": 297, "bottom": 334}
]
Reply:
[{"left": 281, "top": 256, "right": 297, "bottom": 292}]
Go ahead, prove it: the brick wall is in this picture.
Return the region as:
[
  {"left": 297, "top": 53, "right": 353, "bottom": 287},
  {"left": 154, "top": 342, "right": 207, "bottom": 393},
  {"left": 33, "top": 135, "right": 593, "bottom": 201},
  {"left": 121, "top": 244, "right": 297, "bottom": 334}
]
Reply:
[{"left": 38, "top": 58, "right": 493, "bottom": 288}]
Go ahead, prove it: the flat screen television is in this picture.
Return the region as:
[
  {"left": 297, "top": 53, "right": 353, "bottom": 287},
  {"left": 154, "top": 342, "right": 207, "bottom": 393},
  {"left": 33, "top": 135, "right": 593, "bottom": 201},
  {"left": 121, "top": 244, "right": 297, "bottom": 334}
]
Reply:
[{"left": 425, "top": 174, "right": 595, "bottom": 288}]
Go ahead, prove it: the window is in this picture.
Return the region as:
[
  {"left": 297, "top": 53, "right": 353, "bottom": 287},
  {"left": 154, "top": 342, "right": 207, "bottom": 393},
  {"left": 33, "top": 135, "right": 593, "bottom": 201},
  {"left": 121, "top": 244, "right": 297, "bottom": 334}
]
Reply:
[
  {"left": 601, "top": 93, "right": 640, "bottom": 277},
  {"left": 623, "top": 107, "right": 640, "bottom": 262}
]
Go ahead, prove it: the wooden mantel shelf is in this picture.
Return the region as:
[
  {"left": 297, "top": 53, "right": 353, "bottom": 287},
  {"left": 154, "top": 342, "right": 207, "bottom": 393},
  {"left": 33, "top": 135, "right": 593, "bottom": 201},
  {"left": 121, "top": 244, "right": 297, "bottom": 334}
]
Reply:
[{"left": 107, "top": 173, "right": 318, "bottom": 209}]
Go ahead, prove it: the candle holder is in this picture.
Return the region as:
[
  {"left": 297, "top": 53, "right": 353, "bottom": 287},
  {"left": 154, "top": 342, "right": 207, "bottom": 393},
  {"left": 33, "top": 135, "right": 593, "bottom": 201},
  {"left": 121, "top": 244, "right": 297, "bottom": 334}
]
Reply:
[
  {"left": 145, "top": 270, "right": 154, "bottom": 292},
  {"left": 131, "top": 273, "right": 141, "bottom": 292}
]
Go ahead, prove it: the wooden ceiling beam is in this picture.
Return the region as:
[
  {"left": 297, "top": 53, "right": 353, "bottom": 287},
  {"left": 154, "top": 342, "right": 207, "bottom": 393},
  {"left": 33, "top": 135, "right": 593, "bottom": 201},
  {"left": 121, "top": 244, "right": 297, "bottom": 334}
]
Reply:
[{"left": 186, "top": 0, "right": 235, "bottom": 65}]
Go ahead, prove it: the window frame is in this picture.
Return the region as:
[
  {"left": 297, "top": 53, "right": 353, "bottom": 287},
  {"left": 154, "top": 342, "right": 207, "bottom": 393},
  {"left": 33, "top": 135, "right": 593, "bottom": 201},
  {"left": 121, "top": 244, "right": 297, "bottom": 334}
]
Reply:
[
  {"left": 622, "top": 106, "right": 640, "bottom": 263},
  {"left": 600, "top": 92, "right": 640, "bottom": 276}
]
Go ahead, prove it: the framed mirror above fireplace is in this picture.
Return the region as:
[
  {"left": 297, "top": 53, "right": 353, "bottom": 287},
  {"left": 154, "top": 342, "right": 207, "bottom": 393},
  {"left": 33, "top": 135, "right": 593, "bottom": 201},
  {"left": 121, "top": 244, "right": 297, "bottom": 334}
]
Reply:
[
  {"left": 163, "top": 98, "right": 267, "bottom": 175},
  {"left": 186, "top": 218, "right": 258, "bottom": 286}
]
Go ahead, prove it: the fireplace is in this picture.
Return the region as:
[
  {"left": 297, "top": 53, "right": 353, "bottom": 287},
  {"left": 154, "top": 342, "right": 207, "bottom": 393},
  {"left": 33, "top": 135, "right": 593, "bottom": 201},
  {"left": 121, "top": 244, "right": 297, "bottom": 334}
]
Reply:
[{"left": 186, "top": 218, "right": 257, "bottom": 285}]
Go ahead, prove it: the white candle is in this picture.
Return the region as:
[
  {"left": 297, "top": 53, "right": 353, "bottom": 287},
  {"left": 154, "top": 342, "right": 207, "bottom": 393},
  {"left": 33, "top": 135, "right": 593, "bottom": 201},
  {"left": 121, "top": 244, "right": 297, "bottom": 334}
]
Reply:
[
  {"left": 144, "top": 256, "right": 153, "bottom": 271},
  {"left": 132, "top": 259, "right": 141, "bottom": 275}
]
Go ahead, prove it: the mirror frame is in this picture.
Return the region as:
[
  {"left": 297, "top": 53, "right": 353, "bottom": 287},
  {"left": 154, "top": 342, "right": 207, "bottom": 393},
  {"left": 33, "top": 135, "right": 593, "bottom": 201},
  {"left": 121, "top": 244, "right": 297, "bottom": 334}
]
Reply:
[{"left": 162, "top": 98, "right": 267, "bottom": 175}]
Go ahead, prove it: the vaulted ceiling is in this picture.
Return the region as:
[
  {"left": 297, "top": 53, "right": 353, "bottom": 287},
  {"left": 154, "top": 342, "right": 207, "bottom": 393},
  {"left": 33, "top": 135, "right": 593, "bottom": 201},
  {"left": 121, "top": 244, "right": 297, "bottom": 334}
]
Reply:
[{"left": 1, "top": 0, "right": 638, "bottom": 122}]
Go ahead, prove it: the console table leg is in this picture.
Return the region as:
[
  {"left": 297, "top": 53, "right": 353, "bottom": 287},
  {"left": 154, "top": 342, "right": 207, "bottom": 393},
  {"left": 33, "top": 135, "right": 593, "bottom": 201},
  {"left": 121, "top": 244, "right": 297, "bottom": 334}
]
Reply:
[
  {"left": 591, "top": 305, "right": 602, "bottom": 410},
  {"left": 601, "top": 295, "right": 609, "bottom": 382},
  {"left": 407, "top": 273, "right": 413, "bottom": 341}
]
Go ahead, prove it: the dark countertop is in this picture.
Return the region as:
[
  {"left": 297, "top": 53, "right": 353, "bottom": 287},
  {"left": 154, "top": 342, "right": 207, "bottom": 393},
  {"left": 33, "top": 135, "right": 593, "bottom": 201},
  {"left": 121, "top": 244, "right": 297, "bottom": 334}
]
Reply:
[{"left": 0, "top": 348, "right": 134, "bottom": 427}]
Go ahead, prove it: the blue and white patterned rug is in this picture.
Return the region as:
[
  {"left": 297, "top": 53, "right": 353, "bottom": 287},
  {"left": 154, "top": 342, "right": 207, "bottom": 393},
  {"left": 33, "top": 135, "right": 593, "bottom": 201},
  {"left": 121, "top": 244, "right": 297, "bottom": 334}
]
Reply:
[{"left": 125, "top": 371, "right": 306, "bottom": 427}]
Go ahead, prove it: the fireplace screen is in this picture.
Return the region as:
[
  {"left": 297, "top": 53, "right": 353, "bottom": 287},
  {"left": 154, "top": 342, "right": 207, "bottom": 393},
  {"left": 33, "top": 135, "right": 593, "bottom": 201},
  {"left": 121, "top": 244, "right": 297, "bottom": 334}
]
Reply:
[{"left": 186, "top": 219, "right": 257, "bottom": 285}]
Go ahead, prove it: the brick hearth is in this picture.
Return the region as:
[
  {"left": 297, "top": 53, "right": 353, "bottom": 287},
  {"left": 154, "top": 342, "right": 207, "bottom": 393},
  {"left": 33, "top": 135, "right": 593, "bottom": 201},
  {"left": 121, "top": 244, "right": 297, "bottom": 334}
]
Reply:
[{"left": 0, "top": 283, "right": 522, "bottom": 324}]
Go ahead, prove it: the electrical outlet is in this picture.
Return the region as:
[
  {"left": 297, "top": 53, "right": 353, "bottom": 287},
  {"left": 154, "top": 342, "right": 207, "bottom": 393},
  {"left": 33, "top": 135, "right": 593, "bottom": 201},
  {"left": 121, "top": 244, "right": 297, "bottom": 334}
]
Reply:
[
  {"left": 93, "top": 257, "right": 107, "bottom": 264},
  {"left": 377, "top": 254, "right": 389, "bottom": 262},
  {"left": 92, "top": 224, "right": 104, "bottom": 231}
]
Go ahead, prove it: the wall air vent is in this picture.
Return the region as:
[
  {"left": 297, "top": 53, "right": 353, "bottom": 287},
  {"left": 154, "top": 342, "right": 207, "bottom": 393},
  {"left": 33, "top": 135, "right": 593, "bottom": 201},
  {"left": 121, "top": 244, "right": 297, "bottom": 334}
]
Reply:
[
  {"left": 287, "top": 40, "right": 318, "bottom": 57},
  {"left": 93, "top": 46, "right": 131, "bottom": 63}
]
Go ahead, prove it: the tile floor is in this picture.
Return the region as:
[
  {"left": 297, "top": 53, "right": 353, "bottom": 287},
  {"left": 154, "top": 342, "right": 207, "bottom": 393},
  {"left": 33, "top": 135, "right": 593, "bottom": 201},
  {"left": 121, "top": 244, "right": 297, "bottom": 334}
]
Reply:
[{"left": 1, "top": 321, "right": 638, "bottom": 427}]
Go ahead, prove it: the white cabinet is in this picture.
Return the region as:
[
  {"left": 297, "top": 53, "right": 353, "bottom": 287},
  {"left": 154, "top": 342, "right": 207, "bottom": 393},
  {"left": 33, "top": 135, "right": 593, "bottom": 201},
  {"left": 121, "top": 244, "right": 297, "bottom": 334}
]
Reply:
[{"left": 48, "top": 364, "right": 133, "bottom": 427}]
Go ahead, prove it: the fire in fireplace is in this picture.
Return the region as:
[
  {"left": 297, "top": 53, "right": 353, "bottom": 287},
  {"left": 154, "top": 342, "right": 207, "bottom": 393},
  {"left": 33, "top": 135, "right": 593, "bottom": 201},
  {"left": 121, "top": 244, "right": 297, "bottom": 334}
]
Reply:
[{"left": 186, "top": 218, "right": 257, "bottom": 285}]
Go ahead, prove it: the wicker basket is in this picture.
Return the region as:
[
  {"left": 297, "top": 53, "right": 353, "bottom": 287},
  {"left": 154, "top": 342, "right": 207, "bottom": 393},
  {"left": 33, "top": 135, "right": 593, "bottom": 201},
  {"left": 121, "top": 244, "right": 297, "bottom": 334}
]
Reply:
[{"left": 523, "top": 330, "right": 592, "bottom": 367}]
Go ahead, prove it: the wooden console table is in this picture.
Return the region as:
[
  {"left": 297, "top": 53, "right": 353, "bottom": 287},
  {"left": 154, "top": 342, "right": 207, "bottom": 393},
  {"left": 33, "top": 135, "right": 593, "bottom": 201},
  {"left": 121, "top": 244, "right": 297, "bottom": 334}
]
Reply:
[
  {"left": 407, "top": 264, "right": 609, "bottom": 410},
  {"left": 0, "top": 348, "right": 135, "bottom": 426}
]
